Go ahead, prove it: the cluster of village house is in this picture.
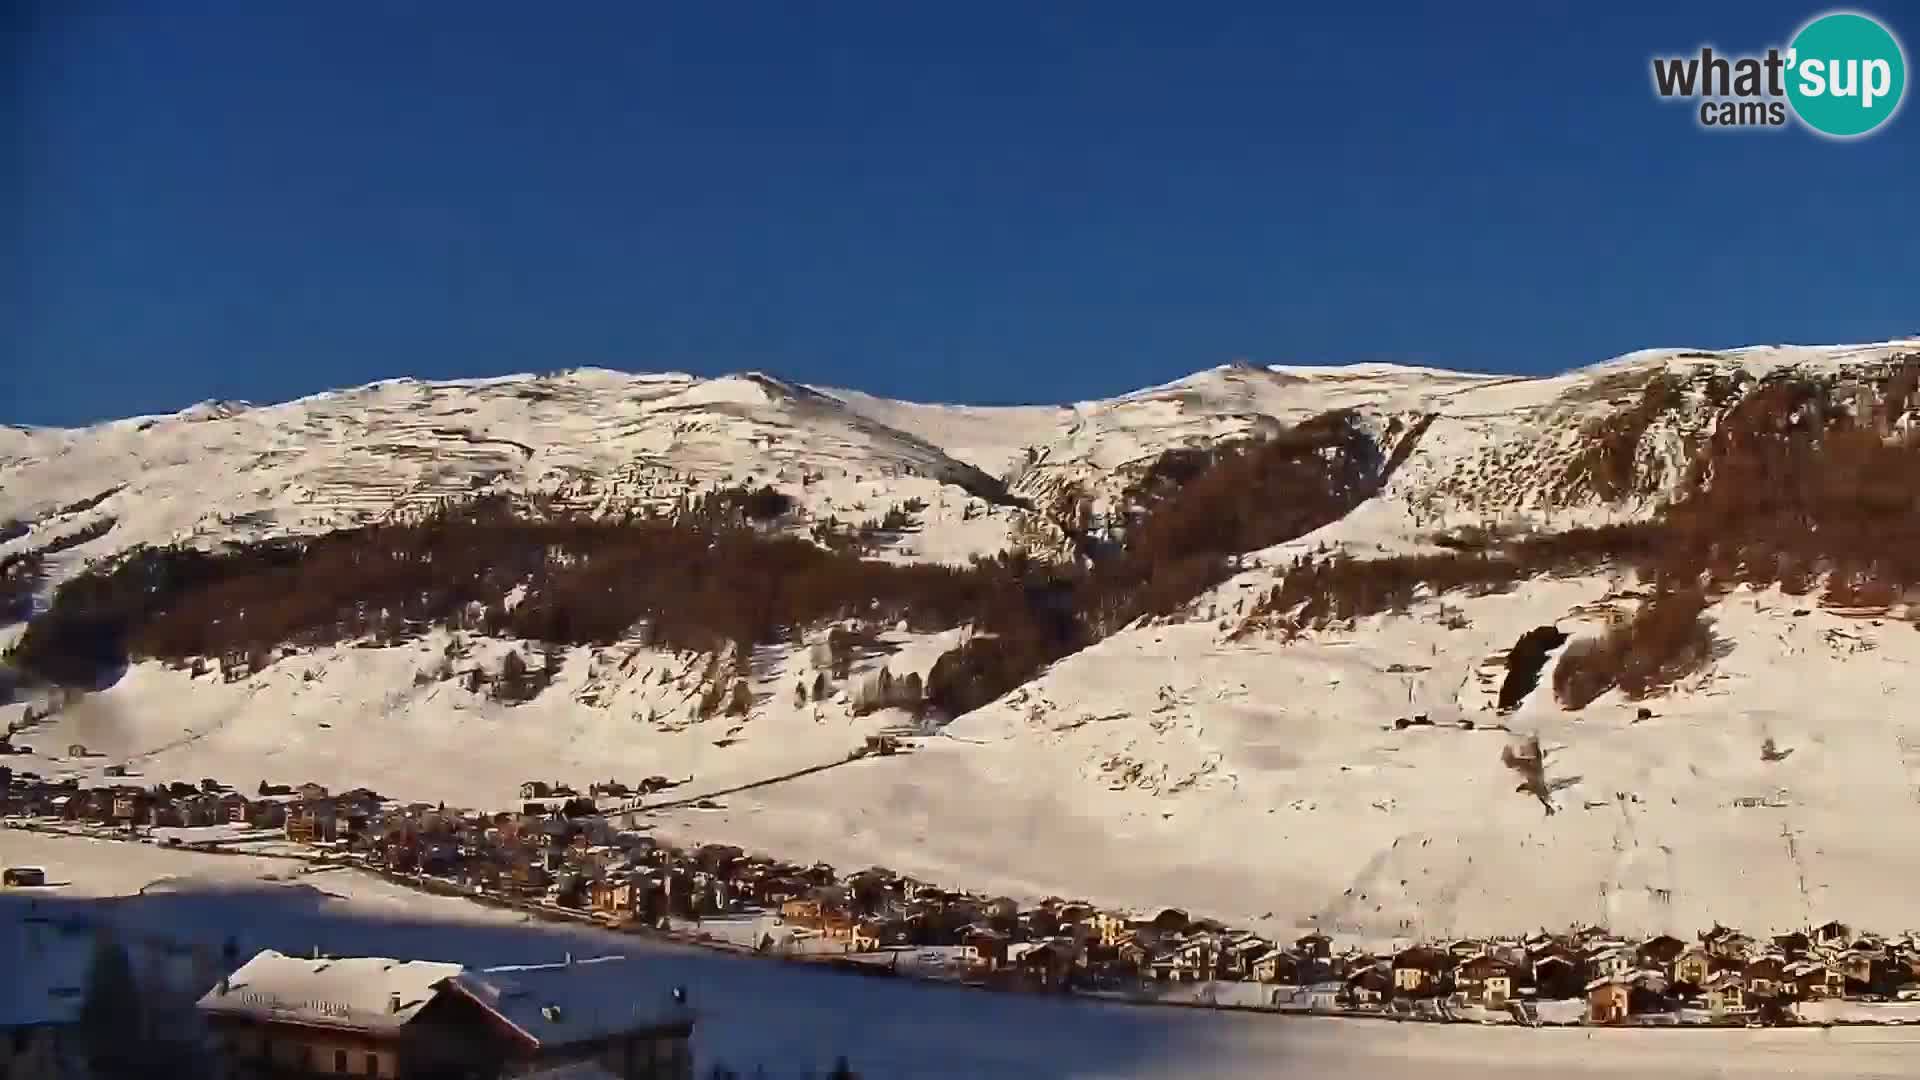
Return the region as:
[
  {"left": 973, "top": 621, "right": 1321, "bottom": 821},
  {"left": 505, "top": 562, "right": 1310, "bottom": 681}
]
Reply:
[{"left": 9, "top": 762, "right": 1920, "bottom": 1027}]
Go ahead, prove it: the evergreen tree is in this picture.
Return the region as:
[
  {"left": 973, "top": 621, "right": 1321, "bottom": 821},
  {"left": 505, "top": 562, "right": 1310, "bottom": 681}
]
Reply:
[
  {"left": 497, "top": 650, "right": 532, "bottom": 703},
  {"left": 79, "top": 933, "right": 144, "bottom": 1078}
]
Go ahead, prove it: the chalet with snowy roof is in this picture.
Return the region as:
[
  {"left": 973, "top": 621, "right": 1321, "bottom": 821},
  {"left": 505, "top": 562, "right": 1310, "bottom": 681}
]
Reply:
[
  {"left": 1454, "top": 954, "right": 1520, "bottom": 1007},
  {"left": 1771, "top": 929, "right": 1813, "bottom": 958},
  {"left": 1584, "top": 970, "right": 1668, "bottom": 1024},
  {"left": 1006, "top": 939, "right": 1077, "bottom": 990},
  {"left": 247, "top": 798, "right": 288, "bottom": 829},
  {"left": 1813, "top": 920, "right": 1852, "bottom": 949},
  {"left": 286, "top": 799, "right": 342, "bottom": 845},
  {"left": 1113, "top": 935, "right": 1152, "bottom": 975},
  {"left": 1702, "top": 925, "right": 1757, "bottom": 960},
  {"left": 1161, "top": 934, "right": 1220, "bottom": 982},
  {"left": 850, "top": 917, "right": 907, "bottom": 952},
  {"left": 1702, "top": 970, "right": 1747, "bottom": 1017},
  {"left": 1294, "top": 932, "right": 1333, "bottom": 960},
  {"left": 1218, "top": 933, "right": 1271, "bottom": 980},
  {"left": 961, "top": 926, "right": 1010, "bottom": 970},
  {"left": 778, "top": 896, "right": 823, "bottom": 925},
  {"left": 1014, "top": 906, "right": 1061, "bottom": 939},
  {"left": 1250, "top": 948, "right": 1297, "bottom": 985},
  {"left": 198, "top": 948, "right": 466, "bottom": 1078},
  {"left": 197, "top": 949, "right": 693, "bottom": 1080},
  {"left": 109, "top": 787, "right": 149, "bottom": 825},
  {"left": 817, "top": 910, "right": 857, "bottom": 941},
  {"left": 182, "top": 792, "right": 226, "bottom": 827},
  {"left": 1586, "top": 944, "right": 1635, "bottom": 981},
  {"left": 1671, "top": 944, "right": 1715, "bottom": 988},
  {"left": 1636, "top": 934, "right": 1687, "bottom": 969},
  {"left": 1836, "top": 946, "right": 1906, "bottom": 996},
  {"left": 1786, "top": 957, "right": 1847, "bottom": 999},
  {"left": 1742, "top": 955, "right": 1787, "bottom": 1001},
  {"left": 1343, "top": 962, "right": 1392, "bottom": 1005},
  {"left": 588, "top": 876, "right": 648, "bottom": 919},
  {"left": 440, "top": 957, "right": 693, "bottom": 1079},
  {"left": 1391, "top": 947, "right": 1450, "bottom": 997}
]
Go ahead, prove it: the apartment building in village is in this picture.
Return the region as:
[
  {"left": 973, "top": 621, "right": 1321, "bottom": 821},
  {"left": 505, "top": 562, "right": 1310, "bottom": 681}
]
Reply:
[{"left": 195, "top": 949, "right": 694, "bottom": 1080}]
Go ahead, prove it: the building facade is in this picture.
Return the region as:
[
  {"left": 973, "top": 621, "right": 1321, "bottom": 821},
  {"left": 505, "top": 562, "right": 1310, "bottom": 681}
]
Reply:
[{"left": 198, "top": 950, "right": 693, "bottom": 1080}]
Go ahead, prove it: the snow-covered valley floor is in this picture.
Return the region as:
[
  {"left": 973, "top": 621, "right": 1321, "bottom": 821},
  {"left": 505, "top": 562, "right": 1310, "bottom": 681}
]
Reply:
[
  {"left": 4, "top": 831, "right": 1920, "bottom": 1079},
  {"left": 15, "top": 573, "right": 1920, "bottom": 948}
]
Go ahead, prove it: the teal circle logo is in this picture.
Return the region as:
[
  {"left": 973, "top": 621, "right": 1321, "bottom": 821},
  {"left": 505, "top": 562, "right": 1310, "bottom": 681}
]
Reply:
[{"left": 1786, "top": 11, "right": 1907, "bottom": 137}]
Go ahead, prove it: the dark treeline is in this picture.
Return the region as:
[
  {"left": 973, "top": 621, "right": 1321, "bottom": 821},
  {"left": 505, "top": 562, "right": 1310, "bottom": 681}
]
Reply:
[
  {"left": 1252, "top": 358, "right": 1920, "bottom": 706},
  {"left": 33, "top": 357, "right": 1920, "bottom": 714},
  {"left": 26, "top": 361, "right": 1915, "bottom": 718},
  {"left": 0, "top": 514, "right": 119, "bottom": 628},
  {"left": 924, "top": 409, "right": 1404, "bottom": 714},
  {"left": 10, "top": 492, "right": 1009, "bottom": 685},
  {"left": 1497, "top": 626, "right": 1570, "bottom": 712},
  {"left": 7, "top": 411, "right": 1400, "bottom": 719},
  {"left": 1, "top": 550, "right": 42, "bottom": 624}
]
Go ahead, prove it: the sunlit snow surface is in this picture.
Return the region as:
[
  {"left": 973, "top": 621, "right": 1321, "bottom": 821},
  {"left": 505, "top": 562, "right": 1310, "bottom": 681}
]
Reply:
[{"left": 8, "top": 340, "right": 1920, "bottom": 953}]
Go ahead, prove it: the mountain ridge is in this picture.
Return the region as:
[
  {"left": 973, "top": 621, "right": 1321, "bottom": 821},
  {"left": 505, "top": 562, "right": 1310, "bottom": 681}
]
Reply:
[{"left": 9, "top": 336, "right": 1920, "bottom": 942}]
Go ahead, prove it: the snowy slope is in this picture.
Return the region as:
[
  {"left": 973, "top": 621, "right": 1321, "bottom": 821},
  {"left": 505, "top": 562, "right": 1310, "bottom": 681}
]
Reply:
[
  {"left": 663, "top": 580, "right": 1920, "bottom": 943},
  {"left": 0, "top": 369, "right": 1037, "bottom": 582},
  {"left": 8, "top": 341, "right": 1917, "bottom": 575},
  {"left": 8, "top": 338, "right": 1920, "bottom": 946}
]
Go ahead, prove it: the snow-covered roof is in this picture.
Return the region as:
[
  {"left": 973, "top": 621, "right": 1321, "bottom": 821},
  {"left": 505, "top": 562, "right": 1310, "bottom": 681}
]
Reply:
[
  {"left": 1005, "top": 942, "right": 1046, "bottom": 963},
  {"left": 443, "top": 955, "right": 691, "bottom": 1051},
  {"left": 196, "top": 948, "right": 463, "bottom": 1032},
  {"left": 1701, "top": 970, "right": 1743, "bottom": 991},
  {"left": 0, "top": 916, "right": 95, "bottom": 1028}
]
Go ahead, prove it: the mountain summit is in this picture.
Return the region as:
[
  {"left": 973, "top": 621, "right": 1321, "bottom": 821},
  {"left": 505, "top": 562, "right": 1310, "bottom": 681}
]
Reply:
[{"left": 6, "top": 337, "right": 1920, "bottom": 940}]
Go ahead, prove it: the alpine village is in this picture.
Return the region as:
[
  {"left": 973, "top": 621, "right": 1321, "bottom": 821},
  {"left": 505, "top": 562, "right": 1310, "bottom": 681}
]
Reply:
[{"left": 8, "top": 753, "right": 1920, "bottom": 1063}]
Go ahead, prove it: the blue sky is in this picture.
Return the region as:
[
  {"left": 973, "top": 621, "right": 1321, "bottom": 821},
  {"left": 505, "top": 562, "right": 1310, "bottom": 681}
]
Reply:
[{"left": 10, "top": 2, "right": 1918, "bottom": 426}]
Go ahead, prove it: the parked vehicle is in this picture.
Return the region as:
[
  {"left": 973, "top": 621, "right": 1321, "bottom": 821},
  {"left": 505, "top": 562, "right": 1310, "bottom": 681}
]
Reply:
[{"left": 3, "top": 866, "right": 47, "bottom": 886}]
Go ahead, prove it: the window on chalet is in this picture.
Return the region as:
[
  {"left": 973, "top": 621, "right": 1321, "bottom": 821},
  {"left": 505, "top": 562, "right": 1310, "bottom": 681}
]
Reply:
[
  {"left": 336, "top": 1049, "right": 349, "bottom": 1072},
  {"left": 366, "top": 1051, "right": 380, "bottom": 1075}
]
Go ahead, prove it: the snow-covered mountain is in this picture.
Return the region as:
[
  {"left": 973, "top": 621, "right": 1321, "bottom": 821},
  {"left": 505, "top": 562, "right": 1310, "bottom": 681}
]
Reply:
[{"left": 8, "top": 338, "right": 1920, "bottom": 946}]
